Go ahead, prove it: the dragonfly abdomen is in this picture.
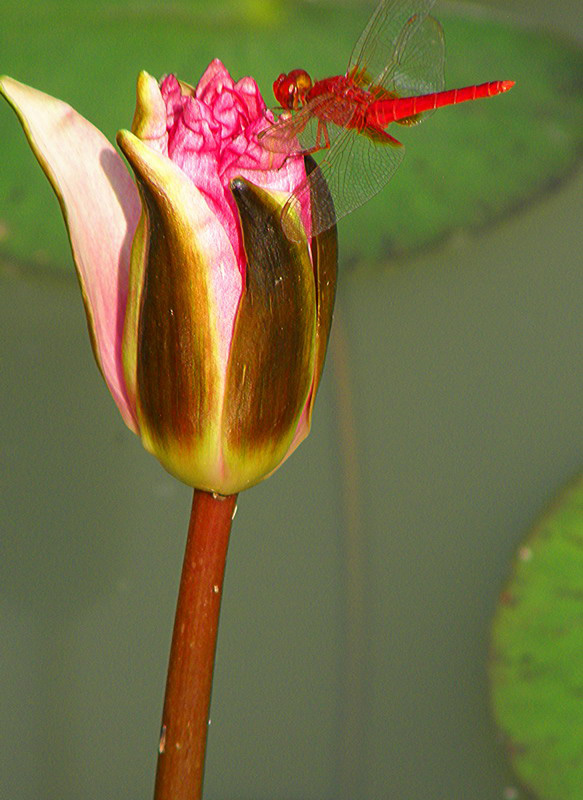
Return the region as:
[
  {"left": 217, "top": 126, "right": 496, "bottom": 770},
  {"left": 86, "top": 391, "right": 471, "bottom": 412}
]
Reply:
[{"left": 366, "top": 80, "right": 514, "bottom": 128}]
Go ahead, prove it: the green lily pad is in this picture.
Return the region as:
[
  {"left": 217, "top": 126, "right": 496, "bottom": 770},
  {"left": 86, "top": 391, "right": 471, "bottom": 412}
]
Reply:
[
  {"left": 490, "top": 474, "right": 583, "bottom": 800},
  {"left": 0, "top": 0, "right": 582, "bottom": 275}
]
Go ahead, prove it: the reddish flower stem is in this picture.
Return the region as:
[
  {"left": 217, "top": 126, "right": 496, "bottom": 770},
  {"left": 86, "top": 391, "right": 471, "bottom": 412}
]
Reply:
[{"left": 154, "top": 489, "right": 238, "bottom": 800}]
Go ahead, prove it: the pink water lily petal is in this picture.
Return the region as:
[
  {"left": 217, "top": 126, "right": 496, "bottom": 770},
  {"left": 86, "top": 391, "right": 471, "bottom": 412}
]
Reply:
[{"left": 0, "top": 77, "right": 141, "bottom": 432}]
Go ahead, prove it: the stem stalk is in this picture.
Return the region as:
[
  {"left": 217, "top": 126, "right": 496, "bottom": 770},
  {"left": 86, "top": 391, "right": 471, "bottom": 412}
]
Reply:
[{"left": 153, "top": 489, "right": 237, "bottom": 800}]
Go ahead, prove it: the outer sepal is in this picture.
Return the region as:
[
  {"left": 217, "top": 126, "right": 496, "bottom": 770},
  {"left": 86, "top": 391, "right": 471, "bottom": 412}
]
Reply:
[
  {"left": 131, "top": 71, "right": 168, "bottom": 152},
  {"left": 0, "top": 76, "right": 141, "bottom": 432},
  {"left": 281, "top": 155, "right": 339, "bottom": 460},
  {"left": 117, "top": 129, "right": 227, "bottom": 491},
  {"left": 305, "top": 154, "right": 338, "bottom": 421},
  {"left": 225, "top": 178, "right": 317, "bottom": 491}
]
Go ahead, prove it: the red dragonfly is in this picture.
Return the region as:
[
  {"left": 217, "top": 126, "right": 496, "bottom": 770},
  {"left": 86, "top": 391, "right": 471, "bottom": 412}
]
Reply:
[{"left": 259, "top": 0, "right": 514, "bottom": 241}]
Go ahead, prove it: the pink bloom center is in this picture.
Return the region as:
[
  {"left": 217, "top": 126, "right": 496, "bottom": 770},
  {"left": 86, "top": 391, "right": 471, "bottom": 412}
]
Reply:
[{"left": 159, "top": 60, "right": 284, "bottom": 269}]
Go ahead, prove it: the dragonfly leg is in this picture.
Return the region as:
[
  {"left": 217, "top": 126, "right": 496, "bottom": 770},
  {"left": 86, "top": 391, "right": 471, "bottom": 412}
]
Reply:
[
  {"left": 316, "top": 120, "right": 331, "bottom": 151},
  {"left": 296, "top": 121, "right": 332, "bottom": 157}
]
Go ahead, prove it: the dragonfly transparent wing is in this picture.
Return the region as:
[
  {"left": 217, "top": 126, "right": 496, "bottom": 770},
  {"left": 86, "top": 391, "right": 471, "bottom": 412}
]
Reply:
[
  {"left": 259, "top": 92, "right": 357, "bottom": 156},
  {"left": 281, "top": 125, "right": 405, "bottom": 241},
  {"left": 258, "top": 105, "right": 315, "bottom": 155},
  {"left": 380, "top": 13, "right": 445, "bottom": 110},
  {"left": 348, "top": 0, "right": 438, "bottom": 89}
]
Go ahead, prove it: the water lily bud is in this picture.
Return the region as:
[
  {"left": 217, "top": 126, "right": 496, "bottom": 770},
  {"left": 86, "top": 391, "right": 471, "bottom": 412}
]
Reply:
[{"left": 1, "top": 60, "right": 337, "bottom": 493}]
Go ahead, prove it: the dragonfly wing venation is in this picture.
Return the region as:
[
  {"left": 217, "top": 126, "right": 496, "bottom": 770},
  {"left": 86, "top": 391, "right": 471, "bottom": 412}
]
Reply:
[
  {"left": 386, "top": 14, "right": 445, "bottom": 114},
  {"left": 282, "top": 126, "right": 405, "bottom": 241},
  {"left": 258, "top": 106, "right": 314, "bottom": 154},
  {"left": 348, "top": 0, "right": 437, "bottom": 89},
  {"left": 259, "top": 93, "right": 356, "bottom": 156},
  {"left": 296, "top": 93, "right": 358, "bottom": 150}
]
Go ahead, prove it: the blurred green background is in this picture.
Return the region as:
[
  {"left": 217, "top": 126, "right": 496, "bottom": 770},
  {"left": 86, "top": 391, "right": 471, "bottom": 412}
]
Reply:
[{"left": 1, "top": 0, "right": 582, "bottom": 798}]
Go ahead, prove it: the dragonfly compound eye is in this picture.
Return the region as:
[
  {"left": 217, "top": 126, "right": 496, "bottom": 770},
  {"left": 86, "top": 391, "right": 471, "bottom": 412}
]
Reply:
[
  {"left": 273, "top": 70, "right": 313, "bottom": 109},
  {"left": 273, "top": 73, "right": 294, "bottom": 108}
]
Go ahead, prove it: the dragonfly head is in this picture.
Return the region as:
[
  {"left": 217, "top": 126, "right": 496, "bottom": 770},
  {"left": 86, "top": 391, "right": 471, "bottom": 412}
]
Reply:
[{"left": 273, "top": 69, "right": 313, "bottom": 110}]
